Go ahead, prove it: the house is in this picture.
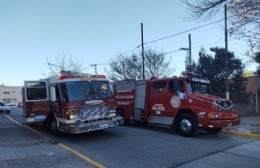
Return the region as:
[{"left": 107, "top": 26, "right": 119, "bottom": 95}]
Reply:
[
  {"left": 0, "top": 84, "right": 23, "bottom": 106},
  {"left": 245, "top": 75, "right": 259, "bottom": 94},
  {"left": 245, "top": 75, "right": 259, "bottom": 113}
]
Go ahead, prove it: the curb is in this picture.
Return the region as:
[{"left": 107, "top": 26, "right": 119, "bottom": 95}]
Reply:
[{"left": 221, "top": 130, "right": 260, "bottom": 139}]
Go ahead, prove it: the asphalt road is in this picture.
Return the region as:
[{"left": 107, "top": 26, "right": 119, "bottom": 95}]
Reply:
[{"left": 3, "top": 107, "right": 260, "bottom": 168}]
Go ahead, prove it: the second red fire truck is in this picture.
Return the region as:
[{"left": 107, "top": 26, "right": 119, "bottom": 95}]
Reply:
[
  {"left": 114, "top": 73, "right": 240, "bottom": 137},
  {"left": 23, "top": 71, "right": 124, "bottom": 134}
]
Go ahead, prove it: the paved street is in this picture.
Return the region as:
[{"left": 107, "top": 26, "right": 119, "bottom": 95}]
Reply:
[
  {"left": 1, "top": 107, "right": 260, "bottom": 168},
  {"left": 0, "top": 108, "right": 95, "bottom": 168}
]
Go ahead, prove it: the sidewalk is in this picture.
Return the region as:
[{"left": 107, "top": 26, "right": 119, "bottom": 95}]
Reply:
[{"left": 222, "top": 114, "right": 260, "bottom": 138}]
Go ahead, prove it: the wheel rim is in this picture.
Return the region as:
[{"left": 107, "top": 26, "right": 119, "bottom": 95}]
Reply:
[
  {"left": 180, "top": 119, "right": 192, "bottom": 133},
  {"left": 51, "top": 121, "right": 57, "bottom": 131}
]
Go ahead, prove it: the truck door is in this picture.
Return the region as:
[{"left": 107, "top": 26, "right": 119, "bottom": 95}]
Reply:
[
  {"left": 149, "top": 80, "right": 184, "bottom": 125},
  {"left": 50, "top": 85, "right": 63, "bottom": 118},
  {"left": 149, "top": 80, "right": 175, "bottom": 125},
  {"left": 149, "top": 80, "right": 167, "bottom": 116},
  {"left": 164, "top": 80, "right": 184, "bottom": 117},
  {"left": 24, "top": 81, "right": 49, "bottom": 123}
]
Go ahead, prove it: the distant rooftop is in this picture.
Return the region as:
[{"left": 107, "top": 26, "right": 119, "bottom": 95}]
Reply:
[{"left": 245, "top": 75, "right": 259, "bottom": 93}]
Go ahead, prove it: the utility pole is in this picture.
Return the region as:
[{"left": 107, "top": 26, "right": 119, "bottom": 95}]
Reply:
[
  {"left": 180, "top": 34, "right": 192, "bottom": 72},
  {"left": 141, "top": 23, "right": 145, "bottom": 80},
  {"left": 224, "top": 4, "right": 229, "bottom": 100},
  {"left": 90, "top": 64, "right": 97, "bottom": 76},
  {"left": 188, "top": 34, "right": 192, "bottom": 71}
]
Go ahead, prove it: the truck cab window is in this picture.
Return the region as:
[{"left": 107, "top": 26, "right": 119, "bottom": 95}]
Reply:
[
  {"left": 55, "top": 86, "right": 60, "bottom": 100},
  {"left": 26, "top": 82, "right": 47, "bottom": 100},
  {"left": 60, "top": 83, "right": 69, "bottom": 102},
  {"left": 169, "top": 80, "right": 184, "bottom": 93},
  {"left": 179, "top": 81, "right": 184, "bottom": 93},
  {"left": 153, "top": 81, "right": 166, "bottom": 94},
  {"left": 169, "top": 80, "right": 178, "bottom": 93}
]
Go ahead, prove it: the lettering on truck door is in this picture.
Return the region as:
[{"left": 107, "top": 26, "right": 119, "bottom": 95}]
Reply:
[
  {"left": 150, "top": 81, "right": 167, "bottom": 116},
  {"left": 148, "top": 80, "right": 173, "bottom": 125}
]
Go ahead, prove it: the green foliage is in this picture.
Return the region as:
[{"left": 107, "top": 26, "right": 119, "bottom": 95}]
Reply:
[
  {"left": 254, "top": 52, "right": 260, "bottom": 63},
  {"left": 195, "top": 47, "right": 246, "bottom": 97}
]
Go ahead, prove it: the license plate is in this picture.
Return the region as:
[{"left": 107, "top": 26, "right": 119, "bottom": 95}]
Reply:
[
  {"left": 35, "top": 114, "right": 45, "bottom": 121},
  {"left": 100, "top": 123, "right": 108, "bottom": 128}
]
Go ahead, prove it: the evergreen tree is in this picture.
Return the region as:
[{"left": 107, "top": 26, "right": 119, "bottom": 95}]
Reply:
[{"left": 195, "top": 47, "right": 246, "bottom": 97}]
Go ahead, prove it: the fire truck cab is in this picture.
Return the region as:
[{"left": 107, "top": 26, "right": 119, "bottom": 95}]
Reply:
[
  {"left": 23, "top": 72, "right": 124, "bottom": 134},
  {"left": 115, "top": 73, "right": 240, "bottom": 137}
]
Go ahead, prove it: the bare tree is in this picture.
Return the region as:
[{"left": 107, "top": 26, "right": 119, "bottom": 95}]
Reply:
[
  {"left": 43, "top": 52, "right": 84, "bottom": 76},
  {"left": 108, "top": 48, "right": 174, "bottom": 81},
  {"left": 144, "top": 49, "right": 173, "bottom": 78},
  {"left": 182, "top": 0, "right": 260, "bottom": 52}
]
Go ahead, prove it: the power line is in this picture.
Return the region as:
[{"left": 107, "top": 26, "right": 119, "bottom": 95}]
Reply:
[
  {"left": 136, "top": 18, "right": 224, "bottom": 48},
  {"left": 164, "top": 40, "right": 225, "bottom": 55},
  {"left": 92, "top": 17, "right": 230, "bottom": 70}
]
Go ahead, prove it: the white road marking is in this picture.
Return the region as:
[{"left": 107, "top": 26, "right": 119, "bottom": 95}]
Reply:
[{"left": 4, "top": 114, "right": 23, "bottom": 126}]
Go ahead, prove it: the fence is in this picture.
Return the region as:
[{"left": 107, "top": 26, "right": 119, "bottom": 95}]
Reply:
[{"left": 230, "top": 93, "right": 259, "bottom": 116}]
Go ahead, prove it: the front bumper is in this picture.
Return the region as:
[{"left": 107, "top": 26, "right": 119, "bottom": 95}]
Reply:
[
  {"left": 63, "top": 116, "right": 124, "bottom": 134},
  {"left": 200, "top": 118, "right": 240, "bottom": 128}
]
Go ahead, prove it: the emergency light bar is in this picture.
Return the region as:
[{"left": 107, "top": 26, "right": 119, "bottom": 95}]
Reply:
[{"left": 57, "top": 73, "right": 106, "bottom": 80}]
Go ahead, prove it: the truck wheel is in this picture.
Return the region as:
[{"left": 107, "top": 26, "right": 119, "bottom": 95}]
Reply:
[
  {"left": 205, "top": 128, "right": 222, "bottom": 134},
  {"left": 116, "top": 109, "right": 129, "bottom": 125},
  {"left": 176, "top": 113, "right": 198, "bottom": 137}
]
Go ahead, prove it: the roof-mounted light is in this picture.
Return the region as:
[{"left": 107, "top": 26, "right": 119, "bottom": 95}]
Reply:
[
  {"left": 57, "top": 73, "right": 106, "bottom": 81},
  {"left": 97, "top": 74, "right": 106, "bottom": 78},
  {"left": 57, "top": 74, "right": 74, "bottom": 80}
]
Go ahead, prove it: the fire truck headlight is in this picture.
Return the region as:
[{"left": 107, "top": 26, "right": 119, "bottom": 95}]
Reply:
[
  {"left": 66, "top": 111, "right": 79, "bottom": 120},
  {"left": 109, "top": 107, "right": 116, "bottom": 113},
  {"left": 231, "top": 113, "right": 238, "bottom": 118},
  {"left": 208, "top": 112, "right": 221, "bottom": 119},
  {"left": 108, "top": 113, "right": 116, "bottom": 118}
]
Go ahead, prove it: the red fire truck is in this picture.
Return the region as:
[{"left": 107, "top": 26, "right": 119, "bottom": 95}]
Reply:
[
  {"left": 23, "top": 72, "right": 124, "bottom": 134},
  {"left": 115, "top": 73, "right": 240, "bottom": 137}
]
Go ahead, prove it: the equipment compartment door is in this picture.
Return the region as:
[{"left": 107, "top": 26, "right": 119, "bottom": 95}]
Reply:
[
  {"left": 134, "top": 80, "right": 146, "bottom": 121},
  {"left": 24, "top": 81, "right": 50, "bottom": 119}
]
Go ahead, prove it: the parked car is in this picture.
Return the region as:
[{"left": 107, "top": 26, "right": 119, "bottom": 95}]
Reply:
[{"left": 0, "top": 101, "right": 11, "bottom": 114}]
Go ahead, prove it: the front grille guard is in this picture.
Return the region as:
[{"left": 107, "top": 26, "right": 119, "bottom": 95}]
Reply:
[
  {"left": 216, "top": 100, "right": 234, "bottom": 111},
  {"left": 79, "top": 105, "right": 111, "bottom": 121}
]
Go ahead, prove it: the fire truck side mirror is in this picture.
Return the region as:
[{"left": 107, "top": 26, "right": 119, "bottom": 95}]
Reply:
[{"left": 50, "top": 87, "right": 56, "bottom": 102}]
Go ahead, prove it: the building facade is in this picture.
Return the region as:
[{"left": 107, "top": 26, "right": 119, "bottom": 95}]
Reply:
[{"left": 0, "top": 85, "right": 22, "bottom": 106}]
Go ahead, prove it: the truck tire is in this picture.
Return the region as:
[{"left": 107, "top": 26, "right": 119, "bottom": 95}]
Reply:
[
  {"left": 50, "top": 117, "right": 59, "bottom": 135},
  {"left": 176, "top": 113, "right": 198, "bottom": 137},
  {"left": 116, "top": 109, "right": 129, "bottom": 125},
  {"left": 205, "top": 128, "right": 222, "bottom": 134}
]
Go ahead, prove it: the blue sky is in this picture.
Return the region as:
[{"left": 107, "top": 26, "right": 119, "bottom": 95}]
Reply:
[{"left": 0, "top": 0, "right": 256, "bottom": 86}]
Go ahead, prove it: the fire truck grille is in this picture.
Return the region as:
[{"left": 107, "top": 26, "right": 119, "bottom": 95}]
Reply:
[
  {"left": 80, "top": 105, "right": 110, "bottom": 120},
  {"left": 216, "top": 100, "right": 234, "bottom": 111}
]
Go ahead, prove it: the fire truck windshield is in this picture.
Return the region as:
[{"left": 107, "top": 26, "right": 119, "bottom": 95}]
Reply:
[
  {"left": 60, "top": 81, "right": 113, "bottom": 102},
  {"left": 187, "top": 81, "right": 210, "bottom": 95}
]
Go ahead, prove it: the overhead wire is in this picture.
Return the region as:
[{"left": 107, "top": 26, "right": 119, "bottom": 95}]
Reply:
[{"left": 92, "top": 16, "right": 233, "bottom": 70}]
